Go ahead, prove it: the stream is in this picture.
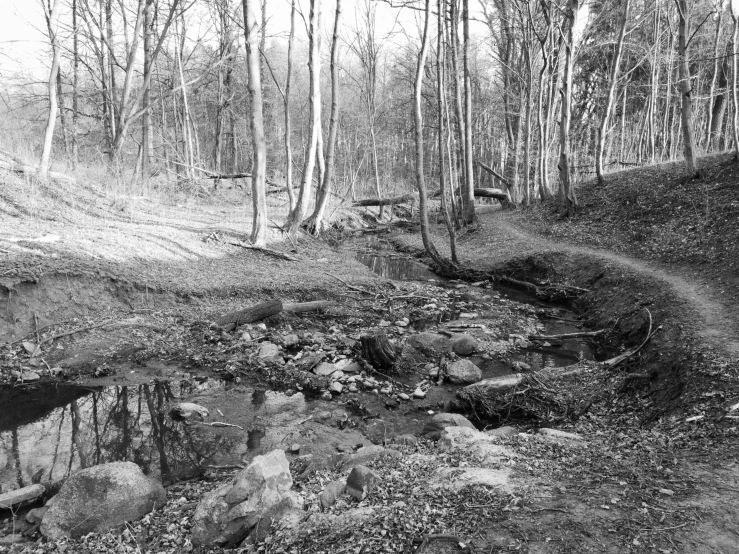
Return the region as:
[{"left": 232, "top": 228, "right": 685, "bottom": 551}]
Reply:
[{"left": 0, "top": 240, "right": 597, "bottom": 501}]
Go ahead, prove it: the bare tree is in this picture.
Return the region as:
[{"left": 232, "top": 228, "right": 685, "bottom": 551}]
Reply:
[
  {"left": 461, "top": 0, "right": 475, "bottom": 222},
  {"left": 285, "top": 0, "right": 322, "bottom": 235},
  {"left": 414, "top": 0, "right": 450, "bottom": 269},
  {"left": 675, "top": 0, "right": 699, "bottom": 178},
  {"left": 305, "top": 0, "right": 342, "bottom": 235},
  {"left": 596, "top": 0, "right": 630, "bottom": 184},
  {"left": 244, "top": 0, "right": 269, "bottom": 245},
  {"left": 39, "top": 0, "right": 64, "bottom": 180}
]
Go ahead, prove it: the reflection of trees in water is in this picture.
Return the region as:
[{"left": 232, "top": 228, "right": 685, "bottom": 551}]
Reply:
[{"left": 0, "top": 382, "right": 241, "bottom": 492}]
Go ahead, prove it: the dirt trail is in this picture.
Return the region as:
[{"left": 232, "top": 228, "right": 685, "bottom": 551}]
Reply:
[{"left": 490, "top": 216, "right": 739, "bottom": 357}]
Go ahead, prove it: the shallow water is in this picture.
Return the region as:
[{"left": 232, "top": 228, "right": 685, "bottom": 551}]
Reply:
[{"left": 0, "top": 378, "right": 328, "bottom": 492}]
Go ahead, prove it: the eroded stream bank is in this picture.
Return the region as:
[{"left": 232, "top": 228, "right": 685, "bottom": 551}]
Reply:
[{"left": 1, "top": 236, "right": 604, "bottom": 509}]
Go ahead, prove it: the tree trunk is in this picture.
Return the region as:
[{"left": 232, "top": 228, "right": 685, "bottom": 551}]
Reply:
[
  {"left": 557, "top": 0, "right": 580, "bottom": 216},
  {"left": 71, "top": 0, "right": 79, "bottom": 167},
  {"left": 437, "top": 0, "right": 457, "bottom": 262},
  {"left": 596, "top": 0, "right": 629, "bottom": 184},
  {"left": 414, "top": 0, "right": 449, "bottom": 269},
  {"left": 40, "top": 0, "right": 63, "bottom": 181},
  {"left": 705, "top": 10, "right": 724, "bottom": 150},
  {"left": 284, "top": 0, "right": 296, "bottom": 208},
  {"left": 142, "top": 0, "right": 154, "bottom": 180},
  {"left": 286, "top": 0, "right": 321, "bottom": 235},
  {"left": 461, "top": 0, "right": 475, "bottom": 223},
  {"left": 305, "top": 0, "right": 340, "bottom": 235},
  {"left": 675, "top": 0, "right": 699, "bottom": 178},
  {"left": 243, "top": 0, "right": 269, "bottom": 246},
  {"left": 733, "top": 14, "right": 739, "bottom": 161}
]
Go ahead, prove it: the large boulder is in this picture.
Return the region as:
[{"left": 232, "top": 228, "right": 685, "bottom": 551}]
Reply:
[
  {"left": 446, "top": 359, "right": 482, "bottom": 384},
  {"left": 40, "top": 462, "right": 166, "bottom": 540},
  {"left": 421, "top": 413, "right": 476, "bottom": 440},
  {"left": 191, "top": 450, "right": 302, "bottom": 547},
  {"left": 451, "top": 334, "right": 480, "bottom": 356},
  {"left": 407, "top": 333, "right": 452, "bottom": 355}
]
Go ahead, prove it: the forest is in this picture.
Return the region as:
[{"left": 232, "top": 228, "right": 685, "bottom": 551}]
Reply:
[{"left": 1, "top": 0, "right": 739, "bottom": 553}]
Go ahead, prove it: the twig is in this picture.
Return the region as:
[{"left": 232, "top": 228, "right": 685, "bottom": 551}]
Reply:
[
  {"left": 200, "top": 421, "right": 245, "bottom": 430},
  {"left": 39, "top": 319, "right": 116, "bottom": 346},
  {"left": 326, "top": 272, "right": 375, "bottom": 295},
  {"left": 228, "top": 241, "right": 299, "bottom": 262},
  {"left": 528, "top": 507, "right": 571, "bottom": 514},
  {"left": 206, "top": 464, "right": 245, "bottom": 470}
]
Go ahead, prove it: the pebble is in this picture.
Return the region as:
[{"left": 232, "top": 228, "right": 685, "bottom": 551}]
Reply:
[
  {"left": 379, "top": 320, "right": 391, "bottom": 327},
  {"left": 330, "top": 382, "right": 344, "bottom": 394},
  {"left": 398, "top": 393, "right": 410, "bottom": 401},
  {"left": 321, "top": 391, "right": 333, "bottom": 401},
  {"left": 412, "top": 388, "right": 426, "bottom": 399},
  {"left": 394, "top": 321, "right": 408, "bottom": 327}
]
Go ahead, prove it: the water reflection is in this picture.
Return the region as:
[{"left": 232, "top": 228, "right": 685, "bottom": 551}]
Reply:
[
  {"left": 0, "top": 380, "right": 309, "bottom": 494},
  {"left": 356, "top": 254, "right": 442, "bottom": 281}
]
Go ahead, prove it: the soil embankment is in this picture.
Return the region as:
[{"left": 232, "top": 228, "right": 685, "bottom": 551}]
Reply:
[{"left": 1, "top": 175, "right": 739, "bottom": 552}]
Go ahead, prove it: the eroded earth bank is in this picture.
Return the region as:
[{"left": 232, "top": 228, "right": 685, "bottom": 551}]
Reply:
[{"left": 1, "top": 206, "right": 738, "bottom": 554}]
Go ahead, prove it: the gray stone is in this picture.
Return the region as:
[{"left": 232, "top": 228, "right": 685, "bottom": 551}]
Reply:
[
  {"left": 407, "top": 333, "right": 452, "bottom": 354},
  {"left": 446, "top": 359, "right": 482, "bottom": 384},
  {"left": 421, "top": 413, "right": 476, "bottom": 440},
  {"left": 485, "top": 426, "right": 518, "bottom": 438},
  {"left": 40, "top": 462, "right": 166, "bottom": 540},
  {"left": 511, "top": 361, "right": 532, "bottom": 372},
  {"left": 346, "top": 466, "right": 379, "bottom": 501},
  {"left": 0, "top": 484, "right": 45, "bottom": 509},
  {"left": 412, "top": 387, "right": 426, "bottom": 399},
  {"left": 169, "top": 402, "right": 209, "bottom": 421},
  {"left": 258, "top": 341, "right": 280, "bottom": 358},
  {"left": 319, "top": 481, "right": 346, "bottom": 510},
  {"left": 451, "top": 334, "right": 480, "bottom": 356},
  {"left": 313, "top": 362, "right": 337, "bottom": 377},
  {"left": 283, "top": 334, "right": 300, "bottom": 347},
  {"left": 538, "top": 428, "right": 584, "bottom": 442},
  {"left": 336, "top": 445, "right": 401, "bottom": 470},
  {"left": 341, "top": 362, "right": 361, "bottom": 373},
  {"left": 191, "top": 450, "right": 302, "bottom": 546},
  {"left": 390, "top": 434, "right": 418, "bottom": 446},
  {"left": 25, "top": 507, "right": 48, "bottom": 524},
  {"left": 20, "top": 371, "right": 41, "bottom": 382},
  {"left": 330, "top": 382, "right": 343, "bottom": 394}
]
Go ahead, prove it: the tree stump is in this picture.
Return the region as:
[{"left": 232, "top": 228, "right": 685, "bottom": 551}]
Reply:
[
  {"left": 361, "top": 332, "right": 400, "bottom": 370},
  {"left": 215, "top": 300, "right": 283, "bottom": 331}
]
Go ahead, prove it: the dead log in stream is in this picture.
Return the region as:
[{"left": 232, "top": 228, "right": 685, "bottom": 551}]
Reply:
[
  {"left": 353, "top": 194, "right": 415, "bottom": 207},
  {"left": 215, "top": 300, "right": 338, "bottom": 331}
]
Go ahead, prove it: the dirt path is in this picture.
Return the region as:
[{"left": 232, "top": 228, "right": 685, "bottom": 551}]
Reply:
[{"left": 486, "top": 215, "right": 739, "bottom": 358}]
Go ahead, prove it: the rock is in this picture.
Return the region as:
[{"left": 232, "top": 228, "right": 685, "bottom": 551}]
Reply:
[
  {"left": 464, "top": 374, "right": 526, "bottom": 394},
  {"left": 379, "top": 320, "right": 391, "bottom": 327},
  {"left": 40, "top": 462, "right": 166, "bottom": 540},
  {"left": 331, "top": 370, "right": 345, "bottom": 381},
  {"left": 438, "top": 427, "right": 511, "bottom": 459},
  {"left": 321, "top": 391, "right": 333, "bottom": 401},
  {"left": 191, "top": 450, "right": 302, "bottom": 546},
  {"left": 241, "top": 331, "right": 252, "bottom": 342},
  {"left": 511, "top": 361, "right": 532, "bottom": 372},
  {"left": 283, "top": 334, "right": 300, "bottom": 347},
  {"left": 390, "top": 434, "right": 418, "bottom": 446},
  {"left": 538, "top": 428, "right": 584, "bottom": 442},
  {"left": 515, "top": 338, "right": 530, "bottom": 348},
  {"left": 341, "top": 361, "right": 361, "bottom": 373},
  {"left": 25, "top": 507, "right": 48, "bottom": 524},
  {"left": 20, "top": 371, "right": 40, "bottom": 382},
  {"left": 434, "top": 466, "right": 512, "bottom": 493},
  {"left": 0, "top": 484, "right": 45, "bottom": 509},
  {"left": 446, "top": 359, "right": 482, "bottom": 384},
  {"left": 398, "top": 393, "right": 410, "bottom": 401},
  {"left": 407, "top": 333, "right": 452, "bottom": 354},
  {"left": 347, "top": 383, "right": 359, "bottom": 393},
  {"left": 313, "top": 362, "right": 337, "bottom": 377},
  {"left": 336, "top": 445, "right": 401, "bottom": 470},
  {"left": 394, "top": 320, "right": 408, "bottom": 327},
  {"left": 451, "top": 334, "right": 480, "bottom": 356},
  {"left": 257, "top": 342, "right": 284, "bottom": 363},
  {"left": 346, "top": 466, "right": 379, "bottom": 500},
  {"left": 421, "top": 413, "right": 476, "bottom": 440},
  {"left": 169, "top": 402, "right": 209, "bottom": 421},
  {"left": 485, "top": 426, "right": 518, "bottom": 438},
  {"left": 412, "top": 387, "right": 426, "bottom": 398},
  {"left": 0, "top": 535, "right": 30, "bottom": 546},
  {"left": 319, "top": 481, "right": 346, "bottom": 510},
  {"left": 330, "top": 382, "right": 344, "bottom": 394}
]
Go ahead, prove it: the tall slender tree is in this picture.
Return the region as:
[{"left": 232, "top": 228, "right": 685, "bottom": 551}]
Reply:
[
  {"left": 675, "top": 0, "right": 699, "bottom": 177},
  {"left": 39, "top": 0, "right": 63, "bottom": 180},
  {"left": 244, "top": 0, "right": 269, "bottom": 245}
]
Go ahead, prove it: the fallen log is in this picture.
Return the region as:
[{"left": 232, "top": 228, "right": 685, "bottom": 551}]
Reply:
[
  {"left": 0, "top": 160, "right": 74, "bottom": 183},
  {"left": 528, "top": 330, "right": 605, "bottom": 341},
  {"left": 215, "top": 300, "right": 283, "bottom": 331},
  {"left": 476, "top": 160, "right": 512, "bottom": 188},
  {"left": 353, "top": 194, "right": 415, "bottom": 207},
  {"left": 603, "top": 309, "right": 660, "bottom": 370},
  {"left": 361, "top": 332, "right": 400, "bottom": 370},
  {"left": 283, "top": 300, "right": 337, "bottom": 313},
  {"left": 474, "top": 188, "right": 508, "bottom": 200}
]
